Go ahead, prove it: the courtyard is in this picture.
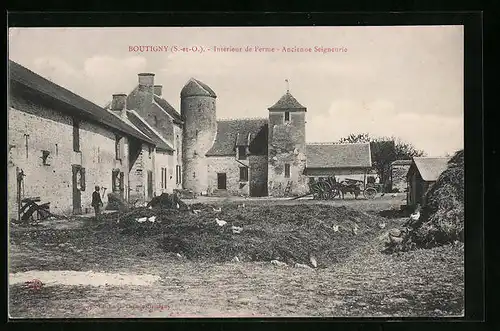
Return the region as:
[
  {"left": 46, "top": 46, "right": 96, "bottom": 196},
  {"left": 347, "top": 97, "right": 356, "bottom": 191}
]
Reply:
[{"left": 8, "top": 194, "right": 464, "bottom": 318}]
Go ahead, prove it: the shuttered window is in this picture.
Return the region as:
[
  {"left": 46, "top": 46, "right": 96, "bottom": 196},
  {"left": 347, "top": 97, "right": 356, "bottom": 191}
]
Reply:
[
  {"left": 240, "top": 167, "right": 248, "bottom": 182},
  {"left": 284, "top": 163, "right": 291, "bottom": 178}
]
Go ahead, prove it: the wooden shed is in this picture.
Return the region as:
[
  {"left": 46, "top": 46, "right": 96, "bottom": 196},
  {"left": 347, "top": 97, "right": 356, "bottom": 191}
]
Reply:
[{"left": 406, "top": 157, "right": 450, "bottom": 208}]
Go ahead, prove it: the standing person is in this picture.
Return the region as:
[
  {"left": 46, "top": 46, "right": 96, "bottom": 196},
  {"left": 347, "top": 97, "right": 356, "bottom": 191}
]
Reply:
[{"left": 91, "top": 186, "right": 103, "bottom": 217}]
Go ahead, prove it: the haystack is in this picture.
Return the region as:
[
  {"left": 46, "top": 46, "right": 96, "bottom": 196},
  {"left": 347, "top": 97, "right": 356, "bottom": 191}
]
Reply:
[{"left": 401, "top": 150, "right": 464, "bottom": 250}]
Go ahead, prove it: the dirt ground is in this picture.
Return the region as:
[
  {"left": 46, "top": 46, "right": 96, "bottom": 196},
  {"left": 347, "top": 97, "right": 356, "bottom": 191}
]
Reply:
[{"left": 8, "top": 196, "right": 464, "bottom": 318}]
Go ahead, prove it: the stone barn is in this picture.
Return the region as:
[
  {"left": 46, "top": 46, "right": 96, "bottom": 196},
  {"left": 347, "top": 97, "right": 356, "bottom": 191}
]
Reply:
[
  {"left": 206, "top": 119, "right": 268, "bottom": 197},
  {"left": 8, "top": 61, "right": 156, "bottom": 219},
  {"left": 304, "top": 143, "right": 373, "bottom": 184},
  {"left": 406, "top": 157, "right": 450, "bottom": 208},
  {"left": 390, "top": 159, "right": 412, "bottom": 192}
]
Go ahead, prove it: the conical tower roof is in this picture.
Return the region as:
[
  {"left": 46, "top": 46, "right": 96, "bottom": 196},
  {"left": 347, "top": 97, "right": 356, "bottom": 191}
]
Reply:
[
  {"left": 181, "top": 78, "right": 217, "bottom": 98},
  {"left": 268, "top": 91, "right": 306, "bottom": 111}
]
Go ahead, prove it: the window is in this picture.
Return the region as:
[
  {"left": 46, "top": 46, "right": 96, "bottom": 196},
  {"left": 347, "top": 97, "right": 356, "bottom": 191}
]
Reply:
[
  {"left": 161, "top": 167, "right": 167, "bottom": 189},
  {"left": 41, "top": 150, "right": 50, "bottom": 166},
  {"left": 115, "top": 135, "right": 122, "bottom": 160},
  {"left": 73, "top": 120, "right": 80, "bottom": 152},
  {"left": 239, "top": 167, "right": 248, "bottom": 182},
  {"left": 238, "top": 146, "right": 247, "bottom": 160},
  {"left": 148, "top": 146, "right": 153, "bottom": 159},
  {"left": 284, "top": 111, "right": 290, "bottom": 122},
  {"left": 112, "top": 169, "right": 120, "bottom": 193},
  {"left": 284, "top": 163, "right": 291, "bottom": 178},
  {"left": 176, "top": 165, "right": 182, "bottom": 185},
  {"left": 217, "top": 173, "right": 227, "bottom": 190}
]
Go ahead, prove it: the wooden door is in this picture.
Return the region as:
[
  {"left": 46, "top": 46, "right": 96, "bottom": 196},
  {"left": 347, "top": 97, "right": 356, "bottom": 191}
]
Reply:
[
  {"left": 147, "top": 170, "right": 153, "bottom": 199},
  {"left": 217, "top": 173, "right": 227, "bottom": 190},
  {"left": 72, "top": 165, "right": 82, "bottom": 214}
]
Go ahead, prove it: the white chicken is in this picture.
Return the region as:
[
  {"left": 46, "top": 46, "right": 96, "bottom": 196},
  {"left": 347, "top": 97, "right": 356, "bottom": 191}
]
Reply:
[
  {"left": 215, "top": 218, "right": 227, "bottom": 226},
  {"left": 231, "top": 225, "right": 243, "bottom": 234},
  {"left": 136, "top": 217, "right": 147, "bottom": 223},
  {"left": 333, "top": 225, "right": 340, "bottom": 232},
  {"left": 191, "top": 209, "right": 201, "bottom": 215},
  {"left": 271, "top": 260, "right": 287, "bottom": 267},
  {"left": 410, "top": 204, "right": 421, "bottom": 222},
  {"left": 212, "top": 207, "right": 222, "bottom": 213},
  {"left": 237, "top": 203, "right": 246, "bottom": 208},
  {"left": 148, "top": 216, "right": 156, "bottom": 223},
  {"left": 176, "top": 203, "right": 180, "bottom": 209},
  {"left": 309, "top": 254, "right": 318, "bottom": 268},
  {"left": 378, "top": 222, "right": 386, "bottom": 229}
]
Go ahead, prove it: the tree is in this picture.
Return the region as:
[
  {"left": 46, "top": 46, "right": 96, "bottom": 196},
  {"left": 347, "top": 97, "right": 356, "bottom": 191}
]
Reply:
[{"left": 337, "top": 133, "right": 426, "bottom": 191}]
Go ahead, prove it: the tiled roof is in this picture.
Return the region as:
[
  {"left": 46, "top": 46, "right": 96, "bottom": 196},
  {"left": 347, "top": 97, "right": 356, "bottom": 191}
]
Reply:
[
  {"left": 9, "top": 60, "right": 154, "bottom": 144},
  {"left": 126, "top": 110, "right": 174, "bottom": 152},
  {"left": 206, "top": 118, "right": 268, "bottom": 156},
  {"left": 306, "top": 143, "right": 372, "bottom": 168},
  {"left": 181, "top": 78, "right": 217, "bottom": 98},
  {"left": 391, "top": 159, "right": 413, "bottom": 166},
  {"left": 410, "top": 157, "right": 450, "bottom": 181},
  {"left": 268, "top": 91, "right": 306, "bottom": 111},
  {"left": 153, "top": 95, "right": 183, "bottom": 124}
]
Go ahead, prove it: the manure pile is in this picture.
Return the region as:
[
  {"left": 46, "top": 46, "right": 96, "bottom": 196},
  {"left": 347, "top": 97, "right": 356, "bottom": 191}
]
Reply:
[{"left": 95, "top": 202, "right": 391, "bottom": 266}]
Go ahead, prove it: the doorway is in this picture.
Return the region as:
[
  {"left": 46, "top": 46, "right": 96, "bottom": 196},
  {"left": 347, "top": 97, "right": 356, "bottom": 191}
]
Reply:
[
  {"left": 147, "top": 170, "right": 153, "bottom": 199},
  {"left": 217, "top": 173, "right": 227, "bottom": 190},
  {"left": 72, "top": 164, "right": 82, "bottom": 214}
]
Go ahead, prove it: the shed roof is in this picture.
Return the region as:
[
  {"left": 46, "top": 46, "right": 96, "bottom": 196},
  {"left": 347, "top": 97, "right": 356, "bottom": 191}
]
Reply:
[
  {"left": 126, "top": 110, "right": 174, "bottom": 152},
  {"left": 153, "top": 95, "right": 183, "bottom": 124},
  {"left": 410, "top": 157, "right": 450, "bottom": 181},
  {"left": 268, "top": 91, "right": 306, "bottom": 111},
  {"left": 206, "top": 118, "right": 268, "bottom": 156},
  {"left": 306, "top": 143, "right": 372, "bottom": 168},
  {"left": 9, "top": 60, "right": 154, "bottom": 144}
]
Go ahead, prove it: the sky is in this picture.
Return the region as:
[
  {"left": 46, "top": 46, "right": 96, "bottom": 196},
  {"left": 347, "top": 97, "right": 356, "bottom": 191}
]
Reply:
[{"left": 8, "top": 26, "right": 464, "bottom": 157}]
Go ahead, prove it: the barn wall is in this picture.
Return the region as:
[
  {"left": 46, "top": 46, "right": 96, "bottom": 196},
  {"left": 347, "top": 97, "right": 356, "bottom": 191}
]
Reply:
[
  {"left": 8, "top": 96, "right": 131, "bottom": 217},
  {"left": 391, "top": 164, "right": 411, "bottom": 192},
  {"left": 207, "top": 156, "right": 250, "bottom": 196},
  {"left": 305, "top": 168, "right": 370, "bottom": 185}
]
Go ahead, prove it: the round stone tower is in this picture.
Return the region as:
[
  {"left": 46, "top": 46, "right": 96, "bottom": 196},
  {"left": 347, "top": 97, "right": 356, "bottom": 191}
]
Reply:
[{"left": 180, "top": 78, "right": 217, "bottom": 194}]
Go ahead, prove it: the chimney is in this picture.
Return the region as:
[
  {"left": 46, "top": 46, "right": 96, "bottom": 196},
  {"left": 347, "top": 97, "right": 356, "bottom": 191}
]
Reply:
[
  {"left": 154, "top": 85, "right": 163, "bottom": 96},
  {"left": 138, "top": 73, "right": 155, "bottom": 87},
  {"left": 111, "top": 94, "right": 127, "bottom": 118}
]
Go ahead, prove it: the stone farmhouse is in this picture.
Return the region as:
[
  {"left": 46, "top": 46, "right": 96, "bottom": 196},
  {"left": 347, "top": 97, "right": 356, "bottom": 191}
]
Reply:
[{"left": 8, "top": 60, "right": 373, "bottom": 218}]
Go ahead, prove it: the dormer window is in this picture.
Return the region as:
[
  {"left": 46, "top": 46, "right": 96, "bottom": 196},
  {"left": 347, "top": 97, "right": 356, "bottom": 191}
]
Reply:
[
  {"left": 284, "top": 111, "right": 290, "bottom": 122},
  {"left": 238, "top": 146, "right": 247, "bottom": 160}
]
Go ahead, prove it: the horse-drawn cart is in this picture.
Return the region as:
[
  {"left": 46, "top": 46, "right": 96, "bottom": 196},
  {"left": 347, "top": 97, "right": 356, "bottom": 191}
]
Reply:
[{"left": 306, "top": 176, "right": 378, "bottom": 200}]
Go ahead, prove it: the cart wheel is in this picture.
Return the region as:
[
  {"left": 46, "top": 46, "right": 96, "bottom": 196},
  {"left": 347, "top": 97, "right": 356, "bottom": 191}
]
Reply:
[{"left": 364, "top": 187, "right": 377, "bottom": 199}]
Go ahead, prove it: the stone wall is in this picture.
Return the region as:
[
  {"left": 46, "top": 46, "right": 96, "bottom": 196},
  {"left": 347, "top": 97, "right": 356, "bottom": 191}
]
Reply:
[
  {"left": 129, "top": 143, "right": 155, "bottom": 205},
  {"left": 305, "top": 168, "right": 370, "bottom": 184},
  {"left": 207, "top": 156, "right": 251, "bottom": 196},
  {"left": 155, "top": 150, "right": 174, "bottom": 194},
  {"left": 249, "top": 155, "right": 268, "bottom": 196},
  {"left": 181, "top": 95, "right": 217, "bottom": 194},
  {"left": 173, "top": 124, "right": 183, "bottom": 190},
  {"left": 391, "top": 164, "right": 411, "bottom": 192},
  {"left": 8, "top": 96, "right": 130, "bottom": 217},
  {"left": 267, "top": 111, "right": 308, "bottom": 197}
]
